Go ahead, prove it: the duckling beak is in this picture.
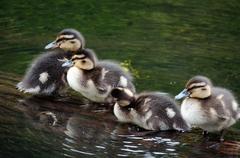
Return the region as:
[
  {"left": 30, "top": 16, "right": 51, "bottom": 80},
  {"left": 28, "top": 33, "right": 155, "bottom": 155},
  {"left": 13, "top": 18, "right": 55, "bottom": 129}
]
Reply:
[
  {"left": 45, "top": 41, "right": 58, "bottom": 49},
  {"left": 175, "top": 89, "right": 189, "bottom": 100},
  {"left": 62, "top": 60, "right": 74, "bottom": 67}
]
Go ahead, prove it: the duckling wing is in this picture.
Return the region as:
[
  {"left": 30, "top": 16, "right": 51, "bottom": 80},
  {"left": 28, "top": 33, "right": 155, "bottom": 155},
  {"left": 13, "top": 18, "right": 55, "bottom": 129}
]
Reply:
[
  {"left": 210, "top": 88, "right": 238, "bottom": 121},
  {"left": 82, "top": 66, "right": 109, "bottom": 94},
  {"left": 96, "top": 84, "right": 108, "bottom": 94},
  {"left": 17, "top": 49, "right": 69, "bottom": 95},
  {"left": 98, "top": 60, "right": 133, "bottom": 80},
  {"left": 97, "top": 61, "right": 135, "bottom": 92},
  {"left": 206, "top": 97, "right": 230, "bottom": 122},
  {"left": 237, "top": 109, "right": 240, "bottom": 120},
  {"left": 216, "top": 114, "right": 229, "bottom": 121},
  {"left": 138, "top": 94, "right": 190, "bottom": 131}
]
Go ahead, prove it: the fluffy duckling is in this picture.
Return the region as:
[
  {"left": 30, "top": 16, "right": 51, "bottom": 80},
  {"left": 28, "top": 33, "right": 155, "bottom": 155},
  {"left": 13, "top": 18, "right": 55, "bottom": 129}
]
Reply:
[
  {"left": 17, "top": 29, "right": 85, "bottom": 95},
  {"left": 62, "top": 49, "right": 135, "bottom": 103},
  {"left": 175, "top": 76, "right": 240, "bottom": 141},
  {"left": 111, "top": 87, "right": 190, "bottom": 131}
]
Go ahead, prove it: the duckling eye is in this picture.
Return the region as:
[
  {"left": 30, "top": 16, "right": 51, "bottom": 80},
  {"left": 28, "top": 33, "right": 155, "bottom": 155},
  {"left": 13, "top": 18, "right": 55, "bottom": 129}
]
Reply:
[
  {"left": 70, "top": 41, "right": 75, "bottom": 44},
  {"left": 81, "top": 60, "right": 86, "bottom": 64},
  {"left": 201, "top": 88, "right": 206, "bottom": 91}
]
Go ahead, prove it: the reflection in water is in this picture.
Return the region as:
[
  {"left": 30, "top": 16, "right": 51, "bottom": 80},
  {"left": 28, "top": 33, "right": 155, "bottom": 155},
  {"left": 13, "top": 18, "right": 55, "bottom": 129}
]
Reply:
[
  {"left": 64, "top": 116, "right": 112, "bottom": 157},
  {"left": 63, "top": 115, "right": 182, "bottom": 157},
  {"left": 13, "top": 94, "right": 240, "bottom": 157},
  {"left": 17, "top": 95, "right": 185, "bottom": 157},
  {"left": 217, "top": 141, "right": 240, "bottom": 156}
]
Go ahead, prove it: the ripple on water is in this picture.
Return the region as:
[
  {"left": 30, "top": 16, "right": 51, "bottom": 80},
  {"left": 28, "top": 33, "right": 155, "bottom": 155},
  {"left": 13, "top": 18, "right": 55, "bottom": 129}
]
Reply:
[
  {"left": 95, "top": 145, "right": 106, "bottom": 149},
  {"left": 70, "top": 149, "right": 95, "bottom": 156}
]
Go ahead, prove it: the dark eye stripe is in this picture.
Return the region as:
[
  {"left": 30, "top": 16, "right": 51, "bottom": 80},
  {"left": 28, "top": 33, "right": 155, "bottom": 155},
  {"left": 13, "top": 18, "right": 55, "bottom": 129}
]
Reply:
[
  {"left": 56, "top": 37, "right": 75, "bottom": 43},
  {"left": 188, "top": 85, "right": 205, "bottom": 91},
  {"left": 71, "top": 57, "right": 86, "bottom": 61}
]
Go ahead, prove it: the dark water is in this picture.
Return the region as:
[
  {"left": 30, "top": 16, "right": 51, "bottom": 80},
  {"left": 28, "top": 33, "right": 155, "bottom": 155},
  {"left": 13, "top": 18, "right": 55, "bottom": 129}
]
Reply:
[{"left": 0, "top": 0, "right": 240, "bottom": 157}]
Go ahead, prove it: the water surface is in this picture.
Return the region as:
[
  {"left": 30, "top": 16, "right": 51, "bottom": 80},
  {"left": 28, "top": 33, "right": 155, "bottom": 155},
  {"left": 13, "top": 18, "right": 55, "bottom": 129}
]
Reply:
[{"left": 0, "top": 0, "right": 240, "bottom": 157}]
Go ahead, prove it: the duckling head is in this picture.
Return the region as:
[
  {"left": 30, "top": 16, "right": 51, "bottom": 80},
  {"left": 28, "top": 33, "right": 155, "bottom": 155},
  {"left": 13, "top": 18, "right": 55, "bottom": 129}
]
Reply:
[
  {"left": 62, "top": 49, "right": 97, "bottom": 70},
  {"left": 111, "top": 87, "right": 135, "bottom": 107},
  {"left": 175, "top": 76, "right": 213, "bottom": 100},
  {"left": 45, "top": 28, "right": 85, "bottom": 52}
]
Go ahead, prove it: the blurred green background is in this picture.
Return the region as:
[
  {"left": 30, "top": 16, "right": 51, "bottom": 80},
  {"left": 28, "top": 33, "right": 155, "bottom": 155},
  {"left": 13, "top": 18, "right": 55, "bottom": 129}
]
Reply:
[
  {"left": 0, "top": 0, "right": 240, "bottom": 157},
  {"left": 0, "top": 0, "right": 239, "bottom": 95}
]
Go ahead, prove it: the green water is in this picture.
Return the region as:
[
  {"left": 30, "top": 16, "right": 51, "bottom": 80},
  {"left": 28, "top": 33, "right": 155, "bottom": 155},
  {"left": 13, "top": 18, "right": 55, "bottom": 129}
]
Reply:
[{"left": 0, "top": 0, "right": 240, "bottom": 157}]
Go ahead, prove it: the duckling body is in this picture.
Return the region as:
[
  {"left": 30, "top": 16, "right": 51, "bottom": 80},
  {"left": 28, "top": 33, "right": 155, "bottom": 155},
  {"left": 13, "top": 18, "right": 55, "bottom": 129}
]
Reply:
[
  {"left": 64, "top": 49, "right": 135, "bottom": 103},
  {"left": 17, "top": 49, "right": 72, "bottom": 95},
  {"left": 17, "top": 29, "right": 85, "bottom": 96},
  {"left": 175, "top": 76, "right": 239, "bottom": 140},
  {"left": 181, "top": 87, "right": 239, "bottom": 132},
  {"left": 111, "top": 88, "right": 190, "bottom": 131}
]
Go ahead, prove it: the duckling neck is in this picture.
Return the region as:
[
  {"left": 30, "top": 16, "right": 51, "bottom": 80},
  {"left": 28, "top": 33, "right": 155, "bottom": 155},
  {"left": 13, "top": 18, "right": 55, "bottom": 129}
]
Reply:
[
  {"left": 81, "top": 69, "right": 94, "bottom": 74},
  {"left": 190, "top": 95, "right": 211, "bottom": 100},
  {"left": 118, "top": 105, "right": 132, "bottom": 112},
  {"left": 120, "top": 99, "right": 138, "bottom": 110},
  {"left": 114, "top": 103, "right": 132, "bottom": 123},
  {"left": 64, "top": 51, "right": 74, "bottom": 59},
  {"left": 74, "top": 49, "right": 84, "bottom": 54},
  {"left": 129, "top": 100, "right": 138, "bottom": 108},
  {"left": 65, "top": 49, "right": 84, "bottom": 58}
]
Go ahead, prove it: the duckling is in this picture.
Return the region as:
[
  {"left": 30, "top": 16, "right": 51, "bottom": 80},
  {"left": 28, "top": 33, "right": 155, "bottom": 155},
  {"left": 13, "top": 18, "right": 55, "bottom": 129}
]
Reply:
[
  {"left": 111, "top": 87, "right": 190, "bottom": 131},
  {"left": 62, "top": 49, "right": 135, "bottom": 103},
  {"left": 17, "top": 29, "right": 85, "bottom": 96},
  {"left": 175, "top": 76, "right": 240, "bottom": 141}
]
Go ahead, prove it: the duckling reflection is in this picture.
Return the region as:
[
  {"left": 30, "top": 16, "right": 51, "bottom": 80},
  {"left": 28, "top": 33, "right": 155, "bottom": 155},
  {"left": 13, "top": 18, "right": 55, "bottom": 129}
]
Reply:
[
  {"left": 15, "top": 95, "right": 240, "bottom": 157},
  {"left": 15, "top": 96, "right": 117, "bottom": 157},
  {"left": 15, "top": 94, "right": 115, "bottom": 130},
  {"left": 17, "top": 29, "right": 85, "bottom": 96},
  {"left": 60, "top": 114, "right": 126, "bottom": 157},
  {"left": 62, "top": 49, "right": 135, "bottom": 103},
  {"left": 16, "top": 95, "right": 78, "bottom": 129},
  {"left": 63, "top": 116, "right": 184, "bottom": 157},
  {"left": 175, "top": 75, "right": 240, "bottom": 141},
  {"left": 15, "top": 94, "right": 185, "bottom": 157}
]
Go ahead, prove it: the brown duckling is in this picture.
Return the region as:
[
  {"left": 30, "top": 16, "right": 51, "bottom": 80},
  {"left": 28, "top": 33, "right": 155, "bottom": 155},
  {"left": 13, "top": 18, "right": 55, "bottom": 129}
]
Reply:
[
  {"left": 17, "top": 29, "right": 85, "bottom": 96},
  {"left": 175, "top": 76, "right": 240, "bottom": 141},
  {"left": 62, "top": 49, "right": 135, "bottom": 103},
  {"left": 111, "top": 87, "right": 190, "bottom": 131}
]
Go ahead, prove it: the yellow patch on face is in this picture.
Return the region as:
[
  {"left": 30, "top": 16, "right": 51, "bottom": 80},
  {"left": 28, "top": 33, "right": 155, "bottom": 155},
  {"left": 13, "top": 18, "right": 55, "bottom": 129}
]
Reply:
[
  {"left": 118, "top": 100, "right": 131, "bottom": 107},
  {"left": 58, "top": 38, "right": 81, "bottom": 52},
  {"left": 74, "top": 58, "right": 94, "bottom": 70},
  {"left": 190, "top": 85, "right": 211, "bottom": 99}
]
